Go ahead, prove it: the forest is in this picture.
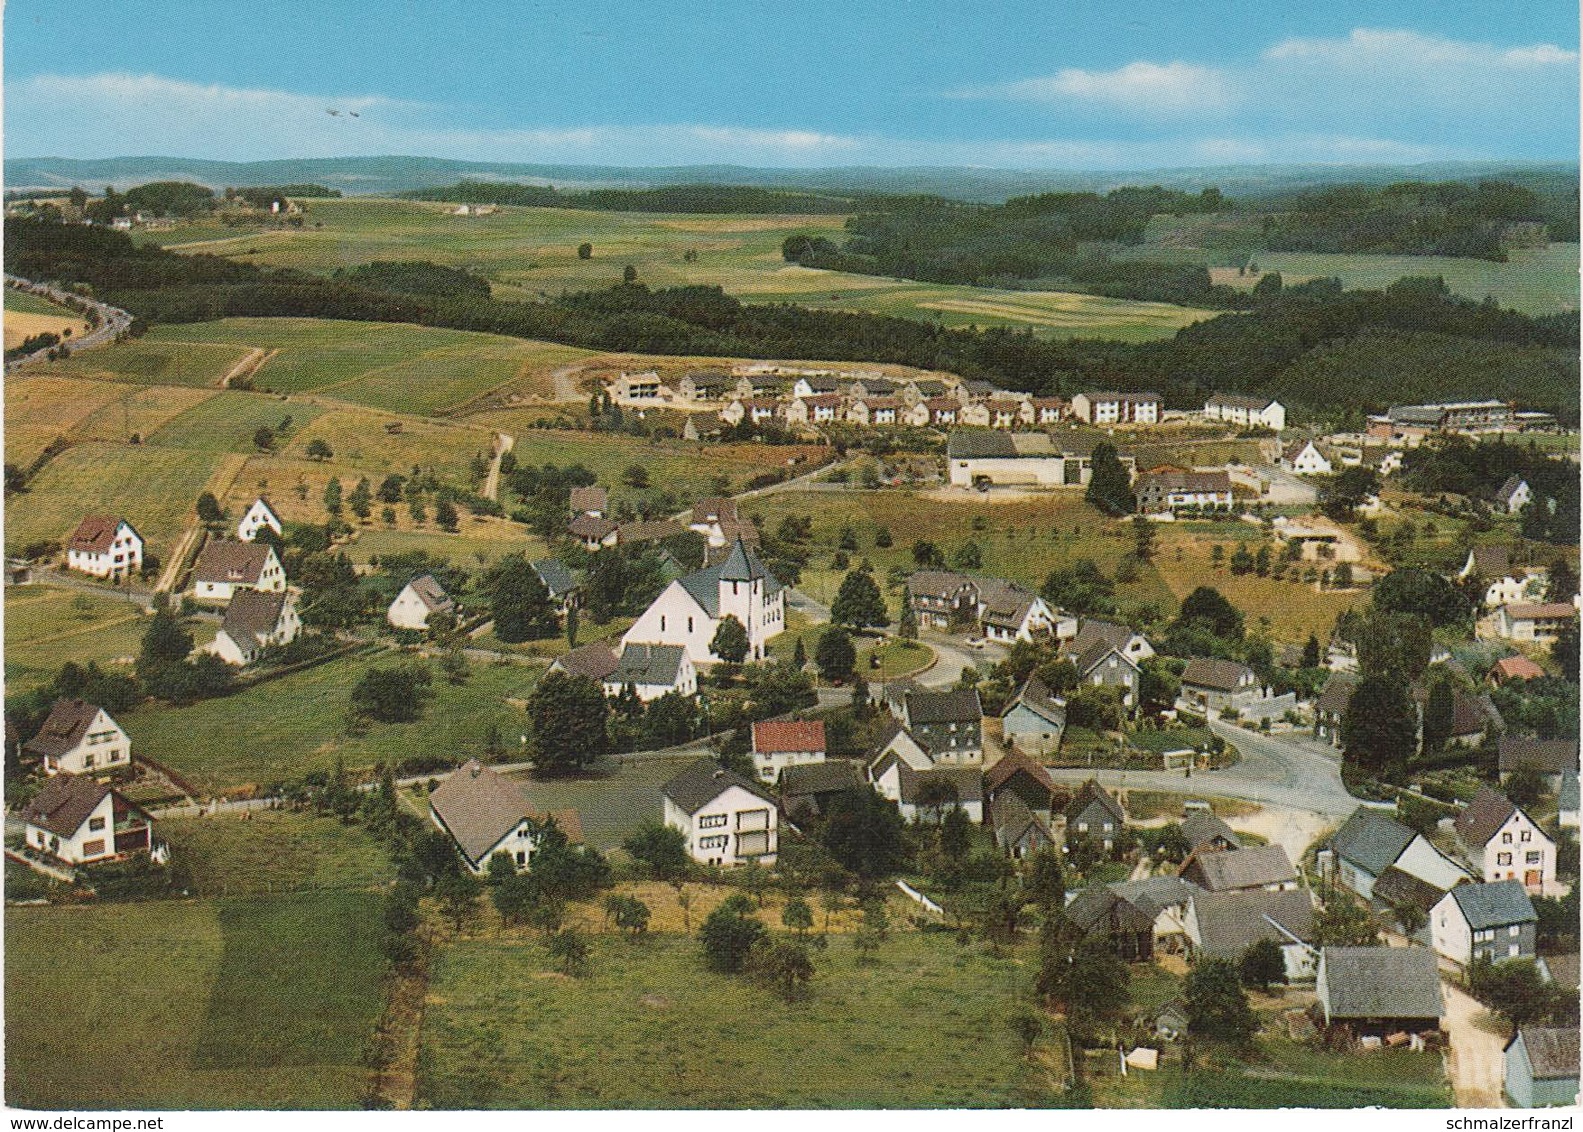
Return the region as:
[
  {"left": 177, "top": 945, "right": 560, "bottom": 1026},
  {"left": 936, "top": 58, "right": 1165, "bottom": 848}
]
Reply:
[
  {"left": 399, "top": 181, "right": 854, "bottom": 214},
  {"left": 7, "top": 216, "right": 1578, "bottom": 422}
]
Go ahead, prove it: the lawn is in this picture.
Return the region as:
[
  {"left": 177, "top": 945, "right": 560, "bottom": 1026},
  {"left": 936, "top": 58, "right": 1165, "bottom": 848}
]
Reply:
[
  {"left": 159, "top": 809, "right": 397, "bottom": 897},
  {"left": 121, "top": 652, "right": 541, "bottom": 792},
  {"left": 417, "top": 931, "right": 1058, "bottom": 1108},
  {"left": 500, "top": 752, "right": 702, "bottom": 851},
  {"left": 5, "top": 892, "right": 385, "bottom": 1109},
  {"left": 4, "top": 584, "right": 152, "bottom": 693},
  {"left": 170, "top": 198, "right": 1216, "bottom": 343},
  {"left": 4, "top": 441, "right": 230, "bottom": 561}
]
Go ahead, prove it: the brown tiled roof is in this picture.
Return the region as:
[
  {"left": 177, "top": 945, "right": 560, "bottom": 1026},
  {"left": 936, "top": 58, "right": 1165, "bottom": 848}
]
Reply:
[
  {"left": 68, "top": 515, "right": 127, "bottom": 554},
  {"left": 403, "top": 574, "right": 454, "bottom": 613},
  {"left": 1316, "top": 672, "right": 1361, "bottom": 717},
  {"left": 569, "top": 486, "right": 607, "bottom": 513},
  {"left": 19, "top": 774, "right": 113, "bottom": 838},
  {"left": 752, "top": 719, "right": 827, "bottom": 754},
  {"left": 1504, "top": 603, "right": 1577, "bottom": 620},
  {"left": 1499, "top": 737, "right": 1578, "bottom": 775},
  {"left": 897, "top": 763, "right": 982, "bottom": 806},
  {"left": 691, "top": 497, "right": 738, "bottom": 525},
  {"left": 552, "top": 643, "right": 620, "bottom": 682},
  {"left": 1490, "top": 656, "right": 1546, "bottom": 683},
  {"left": 429, "top": 760, "right": 540, "bottom": 867},
  {"left": 1467, "top": 545, "right": 1512, "bottom": 580},
  {"left": 1371, "top": 866, "right": 1448, "bottom": 914},
  {"left": 1453, "top": 785, "right": 1520, "bottom": 849},
  {"left": 193, "top": 539, "right": 273, "bottom": 585},
  {"left": 568, "top": 514, "right": 618, "bottom": 540},
  {"left": 616, "top": 519, "right": 686, "bottom": 545},
  {"left": 984, "top": 747, "right": 1055, "bottom": 797},
  {"left": 22, "top": 700, "right": 109, "bottom": 759}
]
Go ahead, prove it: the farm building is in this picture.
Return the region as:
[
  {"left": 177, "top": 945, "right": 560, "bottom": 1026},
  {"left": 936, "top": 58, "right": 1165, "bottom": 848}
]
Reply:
[
  {"left": 1505, "top": 1027, "right": 1580, "bottom": 1107},
  {"left": 1315, "top": 946, "right": 1445, "bottom": 1033},
  {"left": 945, "top": 429, "right": 1136, "bottom": 489}
]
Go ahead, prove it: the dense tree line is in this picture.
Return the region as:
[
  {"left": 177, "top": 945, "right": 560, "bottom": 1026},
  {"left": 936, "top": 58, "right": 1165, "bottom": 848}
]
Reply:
[
  {"left": 335, "top": 260, "right": 491, "bottom": 299},
  {"left": 8, "top": 217, "right": 1576, "bottom": 420},
  {"left": 400, "top": 181, "right": 854, "bottom": 214}
]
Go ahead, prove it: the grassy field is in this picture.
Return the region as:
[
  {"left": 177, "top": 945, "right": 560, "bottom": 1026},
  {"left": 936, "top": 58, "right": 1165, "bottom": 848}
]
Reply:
[
  {"left": 5, "top": 892, "right": 385, "bottom": 1109},
  {"left": 145, "top": 388, "right": 327, "bottom": 453},
  {"left": 417, "top": 931, "right": 1057, "bottom": 1108},
  {"left": 159, "top": 809, "right": 396, "bottom": 896},
  {"left": 500, "top": 752, "right": 700, "bottom": 851},
  {"left": 5, "top": 584, "right": 151, "bottom": 692},
  {"left": 5, "top": 376, "right": 137, "bottom": 465},
  {"left": 46, "top": 334, "right": 252, "bottom": 387},
  {"left": 4, "top": 441, "right": 230, "bottom": 561},
  {"left": 150, "top": 198, "right": 1214, "bottom": 343},
  {"left": 122, "top": 652, "right": 541, "bottom": 792}
]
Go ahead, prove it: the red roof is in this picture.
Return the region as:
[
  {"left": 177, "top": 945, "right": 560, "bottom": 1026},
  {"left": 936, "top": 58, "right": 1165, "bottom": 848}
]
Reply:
[
  {"left": 1491, "top": 656, "right": 1546, "bottom": 683},
  {"left": 68, "top": 515, "right": 127, "bottom": 554},
  {"left": 752, "top": 719, "right": 827, "bottom": 754}
]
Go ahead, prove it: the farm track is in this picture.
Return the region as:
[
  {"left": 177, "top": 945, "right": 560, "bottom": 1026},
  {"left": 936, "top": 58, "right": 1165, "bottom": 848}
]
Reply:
[
  {"left": 154, "top": 452, "right": 249, "bottom": 593},
  {"left": 219, "top": 347, "right": 276, "bottom": 388}
]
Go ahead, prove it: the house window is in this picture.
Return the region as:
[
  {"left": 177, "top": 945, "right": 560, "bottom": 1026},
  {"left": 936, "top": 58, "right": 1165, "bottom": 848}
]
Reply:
[
  {"left": 699, "top": 814, "right": 727, "bottom": 829},
  {"left": 699, "top": 835, "right": 728, "bottom": 850},
  {"left": 660, "top": 616, "right": 666, "bottom": 632},
  {"left": 1520, "top": 830, "right": 1531, "bottom": 842},
  {"left": 1526, "top": 851, "right": 1542, "bottom": 865},
  {"left": 88, "top": 817, "right": 106, "bottom": 832},
  {"left": 82, "top": 839, "right": 105, "bottom": 857},
  {"left": 687, "top": 617, "right": 694, "bottom": 633},
  {"left": 1509, "top": 925, "right": 1522, "bottom": 937},
  {"left": 1502, "top": 832, "right": 1513, "bottom": 843},
  {"left": 1497, "top": 852, "right": 1512, "bottom": 866}
]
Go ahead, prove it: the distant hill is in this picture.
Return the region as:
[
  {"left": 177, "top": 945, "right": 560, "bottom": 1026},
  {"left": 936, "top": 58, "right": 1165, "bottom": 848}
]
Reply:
[{"left": 5, "top": 154, "right": 1575, "bottom": 204}]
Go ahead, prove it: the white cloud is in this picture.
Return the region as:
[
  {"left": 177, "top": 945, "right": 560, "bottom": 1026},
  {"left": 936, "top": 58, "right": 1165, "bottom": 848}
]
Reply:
[
  {"left": 976, "top": 61, "right": 1234, "bottom": 115},
  {"left": 1264, "top": 27, "right": 1577, "bottom": 70}
]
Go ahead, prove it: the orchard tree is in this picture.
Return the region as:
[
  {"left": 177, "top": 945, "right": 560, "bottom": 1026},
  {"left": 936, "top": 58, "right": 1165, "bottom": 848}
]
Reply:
[{"left": 1185, "top": 957, "right": 1257, "bottom": 1048}]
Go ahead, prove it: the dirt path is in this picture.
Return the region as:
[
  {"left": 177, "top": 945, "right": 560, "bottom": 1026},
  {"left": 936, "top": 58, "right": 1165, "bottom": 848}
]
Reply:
[
  {"left": 550, "top": 361, "right": 591, "bottom": 401},
  {"left": 218, "top": 347, "right": 275, "bottom": 389},
  {"left": 155, "top": 453, "right": 249, "bottom": 593},
  {"left": 482, "top": 432, "right": 513, "bottom": 501},
  {"left": 1442, "top": 978, "right": 1508, "bottom": 1107}
]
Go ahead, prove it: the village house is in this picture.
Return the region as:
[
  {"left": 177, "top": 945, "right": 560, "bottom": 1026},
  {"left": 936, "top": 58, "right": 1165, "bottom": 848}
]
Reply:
[
  {"left": 1134, "top": 470, "right": 1236, "bottom": 514},
  {"left": 984, "top": 747, "right": 1057, "bottom": 817},
  {"left": 621, "top": 539, "right": 785, "bottom": 665},
  {"left": 1489, "top": 655, "right": 1548, "bottom": 686},
  {"left": 235, "top": 497, "right": 283, "bottom": 542},
  {"left": 1181, "top": 845, "right": 1299, "bottom": 894},
  {"left": 988, "top": 792, "right": 1055, "bottom": 858},
  {"left": 602, "top": 643, "right": 697, "bottom": 703},
  {"left": 734, "top": 374, "right": 788, "bottom": 400},
  {"left": 1315, "top": 946, "right": 1445, "bottom": 1034},
  {"left": 1279, "top": 439, "right": 1335, "bottom": 476},
  {"left": 1109, "top": 875, "right": 1202, "bottom": 955},
  {"left": 609, "top": 370, "right": 664, "bottom": 402},
  {"left": 569, "top": 516, "right": 619, "bottom": 553},
  {"left": 1031, "top": 397, "right": 1067, "bottom": 424},
  {"left": 1327, "top": 807, "right": 1470, "bottom": 902},
  {"left": 23, "top": 700, "right": 130, "bottom": 776},
  {"left": 1491, "top": 602, "right": 1577, "bottom": 644},
  {"left": 19, "top": 774, "right": 154, "bottom": 865},
  {"left": 718, "top": 398, "right": 778, "bottom": 427},
  {"left": 898, "top": 378, "right": 948, "bottom": 406},
  {"left": 1560, "top": 771, "right": 1579, "bottom": 830},
  {"left": 1064, "top": 779, "right": 1125, "bottom": 852},
  {"left": 958, "top": 401, "right": 992, "bottom": 428},
  {"left": 549, "top": 642, "right": 621, "bottom": 685},
  {"left": 569, "top": 486, "right": 608, "bottom": 519},
  {"left": 1203, "top": 393, "right": 1287, "bottom": 432},
  {"left": 895, "top": 689, "right": 983, "bottom": 763},
  {"left": 662, "top": 758, "right": 778, "bottom": 867},
  {"left": 845, "top": 396, "right": 901, "bottom": 426},
  {"left": 1504, "top": 1027, "right": 1580, "bottom": 1108},
  {"left": 429, "top": 759, "right": 582, "bottom": 874},
  {"left": 209, "top": 589, "right": 301, "bottom": 667},
  {"left": 985, "top": 398, "right": 1030, "bottom": 429},
  {"left": 867, "top": 717, "right": 934, "bottom": 777},
  {"left": 750, "top": 719, "right": 827, "bottom": 784},
  {"left": 790, "top": 375, "right": 843, "bottom": 399},
  {"left": 1177, "top": 658, "right": 1264, "bottom": 716},
  {"left": 1182, "top": 811, "right": 1243, "bottom": 854},
  {"left": 784, "top": 393, "right": 842, "bottom": 426},
  {"left": 976, "top": 578, "right": 1057, "bottom": 642},
  {"left": 1185, "top": 888, "right": 1318, "bottom": 981},
  {"left": 1064, "top": 885, "right": 1157, "bottom": 961},
  {"left": 1496, "top": 476, "right": 1534, "bottom": 515},
  {"left": 905, "top": 571, "right": 980, "bottom": 630},
  {"left": 1314, "top": 672, "right": 1360, "bottom": 746},
  {"left": 999, "top": 676, "right": 1067, "bottom": 755},
  {"left": 679, "top": 371, "right": 731, "bottom": 403},
  {"left": 191, "top": 539, "right": 285, "bottom": 603},
  {"left": 1498, "top": 737, "right": 1577, "bottom": 792},
  {"left": 1431, "top": 879, "right": 1538, "bottom": 966},
  {"left": 532, "top": 558, "right": 579, "bottom": 618},
  {"left": 1070, "top": 391, "right": 1161, "bottom": 426},
  {"left": 778, "top": 760, "right": 864, "bottom": 824},
  {"left": 875, "top": 763, "right": 984, "bottom": 823},
  {"left": 65, "top": 515, "right": 143, "bottom": 580},
  {"left": 924, "top": 397, "right": 960, "bottom": 427},
  {"left": 387, "top": 574, "right": 456, "bottom": 631},
  {"left": 1453, "top": 786, "right": 1556, "bottom": 891}
]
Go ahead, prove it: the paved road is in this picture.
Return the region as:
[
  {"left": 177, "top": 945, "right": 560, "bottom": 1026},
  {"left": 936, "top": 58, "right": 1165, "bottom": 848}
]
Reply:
[{"left": 5, "top": 275, "right": 133, "bottom": 373}]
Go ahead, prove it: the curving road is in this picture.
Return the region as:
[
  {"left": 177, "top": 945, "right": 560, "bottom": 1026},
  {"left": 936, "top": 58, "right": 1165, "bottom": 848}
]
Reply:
[{"left": 5, "top": 274, "right": 134, "bottom": 373}]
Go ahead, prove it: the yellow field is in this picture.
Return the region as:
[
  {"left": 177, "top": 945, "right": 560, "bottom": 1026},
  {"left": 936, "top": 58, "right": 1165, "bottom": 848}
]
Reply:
[{"left": 3, "top": 309, "right": 90, "bottom": 352}]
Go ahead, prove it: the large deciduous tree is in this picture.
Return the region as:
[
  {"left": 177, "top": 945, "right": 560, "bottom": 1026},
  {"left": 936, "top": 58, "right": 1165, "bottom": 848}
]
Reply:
[
  {"left": 482, "top": 552, "right": 559, "bottom": 643},
  {"left": 1085, "top": 442, "right": 1136, "bottom": 516},
  {"left": 527, "top": 669, "right": 608, "bottom": 774}
]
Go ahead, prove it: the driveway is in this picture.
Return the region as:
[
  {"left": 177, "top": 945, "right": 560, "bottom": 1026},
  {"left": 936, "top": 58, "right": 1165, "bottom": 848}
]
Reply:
[{"left": 1441, "top": 977, "right": 1508, "bottom": 1108}]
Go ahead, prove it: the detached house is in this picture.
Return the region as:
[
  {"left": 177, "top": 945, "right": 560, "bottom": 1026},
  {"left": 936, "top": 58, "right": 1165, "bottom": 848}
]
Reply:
[
  {"left": 1496, "top": 476, "right": 1533, "bottom": 516},
  {"left": 210, "top": 589, "right": 300, "bottom": 667},
  {"left": 387, "top": 574, "right": 456, "bottom": 631},
  {"left": 66, "top": 516, "right": 143, "bottom": 580},
  {"left": 1314, "top": 672, "right": 1360, "bottom": 746},
  {"left": 1493, "top": 603, "right": 1577, "bottom": 645},
  {"left": 191, "top": 540, "right": 285, "bottom": 603},
  {"left": 662, "top": 758, "right": 778, "bottom": 867},
  {"left": 569, "top": 486, "right": 608, "bottom": 519},
  {"left": 1065, "top": 885, "right": 1158, "bottom": 961},
  {"left": 1279, "top": 440, "right": 1333, "bottom": 476},
  {"left": 1064, "top": 779, "right": 1125, "bottom": 852},
  {"left": 622, "top": 539, "right": 784, "bottom": 665},
  {"left": 603, "top": 643, "right": 697, "bottom": 703},
  {"left": 750, "top": 719, "right": 827, "bottom": 784},
  {"left": 976, "top": 579, "right": 1057, "bottom": 642},
  {"left": 430, "top": 759, "right": 582, "bottom": 874},
  {"left": 532, "top": 559, "right": 579, "bottom": 618},
  {"left": 897, "top": 689, "right": 983, "bottom": 763},
  {"left": 1182, "top": 812, "right": 1242, "bottom": 854},
  {"left": 1454, "top": 786, "right": 1556, "bottom": 891},
  {"left": 1178, "top": 658, "right": 1263, "bottom": 716},
  {"left": 550, "top": 642, "right": 621, "bottom": 685},
  {"left": 1134, "top": 471, "right": 1235, "bottom": 515},
  {"left": 24, "top": 700, "right": 130, "bottom": 776},
  {"left": 1498, "top": 737, "right": 1577, "bottom": 792},
  {"left": 20, "top": 774, "right": 154, "bottom": 865},
  {"left": 906, "top": 571, "right": 980, "bottom": 630},
  {"left": 1431, "top": 879, "right": 1538, "bottom": 966},
  {"left": 989, "top": 793, "right": 1055, "bottom": 857},
  {"left": 235, "top": 497, "right": 283, "bottom": 542},
  {"left": 999, "top": 676, "right": 1067, "bottom": 756},
  {"left": 877, "top": 763, "right": 984, "bottom": 823}
]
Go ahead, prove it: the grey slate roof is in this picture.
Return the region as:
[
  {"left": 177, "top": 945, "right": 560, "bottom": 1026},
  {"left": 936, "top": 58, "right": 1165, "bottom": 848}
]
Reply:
[
  {"left": 896, "top": 763, "right": 983, "bottom": 806},
  {"left": 1320, "top": 946, "right": 1445, "bottom": 1020},
  {"left": 610, "top": 643, "right": 687, "bottom": 688},
  {"left": 1499, "top": 737, "right": 1577, "bottom": 776},
  {"left": 903, "top": 689, "right": 983, "bottom": 726},
  {"left": 1066, "top": 885, "right": 1155, "bottom": 937},
  {"left": 1332, "top": 808, "right": 1416, "bottom": 876},
  {"left": 1192, "top": 889, "right": 1316, "bottom": 958},
  {"left": 1511, "top": 1027, "right": 1580, "bottom": 1081},
  {"left": 532, "top": 559, "right": 576, "bottom": 600},
  {"left": 663, "top": 757, "right": 775, "bottom": 815},
  {"left": 946, "top": 430, "right": 1019, "bottom": 459},
  {"left": 1065, "top": 779, "right": 1125, "bottom": 826},
  {"left": 1449, "top": 879, "right": 1537, "bottom": 931},
  {"left": 977, "top": 578, "right": 1041, "bottom": 630},
  {"left": 1185, "top": 844, "right": 1297, "bottom": 892},
  {"left": 1561, "top": 770, "right": 1579, "bottom": 814},
  {"left": 677, "top": 539, "right": 783, "bottom": 617},
  {"left": 1372, "top": 866, "right": 1448, "bottom": 914},
  {"left": 906, "top": 570, "right": 976, "bottom": 601},
  {"left": 779, "top": 760, "right": 864, "bottom": 799},
  {"left": 1003, "top": 675, "right": 1066, "bottom": 728},
  {"left": 1111, "top": 875, "right": 1201, "bottom": 918},
  {"left": 989, "top": 792, "right": 1051, "bottom": 847},
  {"left": 1182, "top": 812, "right": 1242, "bottom": 853}
]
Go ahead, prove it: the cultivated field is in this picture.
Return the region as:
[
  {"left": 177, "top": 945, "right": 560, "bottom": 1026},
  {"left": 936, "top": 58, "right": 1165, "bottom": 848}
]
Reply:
[
  {"left": 417, "top": 932, "right": 1053, "bottom": 1108},
  {"left": 5, "top": 584, "right": 152, "bottom": 693},
  {"left": 121, "top": 652, "right": 540, "bottom": 792},
  {"left": 147, "top": 198, "right": 1215, "bottom": 342},
  {"left": 3, "top": 288, "right": 91, "bottom": 351},
  {"left": 5, "top": 893, "right": 385, "bottom": 1109}
]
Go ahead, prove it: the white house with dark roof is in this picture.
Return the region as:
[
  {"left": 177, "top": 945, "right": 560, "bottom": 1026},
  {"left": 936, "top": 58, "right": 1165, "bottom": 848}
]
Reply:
[
  {"left": 1327, "top": 806, "right": 1470, "bottom": 902},
  {"left": 235, "top": 497, "right": 283, "bottom": 542},
  {"left": 1453, "top": 786, "right": 1555, "bottom": 891},
  {"left": 429, "top": 759, "right": 581, "bottom": 874},
  {"left": 871, "top": 761, "right": 983, "bottom": 823},
  {"left": 1134, "top": 471, "right": 1235, "bottom": 515},
  {"left": 662, "top": 758, "right": 778, "bottom": 867},
  {"left": 1178, "top": 658, "right": 1263, "bottom": 716},
  {"left": 1203, "top": 394, "right": 1286, "bottom": 432},
  {"left": 1492, "top": 602, "right": 1577, "bottom": 645},
  {"left": 622, "top": 539, "right": 784, "bottom": 664},
  {"left": 602, "top": 643, "right": 696, "bottom": 702},
  {"left": 1279, "top": 439, "right": 1334, "bottom": 476},
  {"left": 1495, "top": 476, "right": 1533, "bottom": 516},
  {"left": 23, "top": 700, "right": 130, "bottom": 776},
  {"left": 897, "top": 689, "right": 983, "bottom": 763},
  {"left": 19, "top": 774, "right": 153, "bottom": 864},
  {"left": 975, "top": 578, "right": 1057, "bottom": 642},
  {"left": 191, "top": 539, "right": 285, "bottom": 603},
  {"left": 1185, "top": 888, "right": 1317, "bottom": 980},
  {"left": 1071, "top": 391, "right": 1160, "bottom": 425},
  {"left": 569, "top": 486, "right": 608, "bottom": 518},
  {"left": 387, "top": 574, "right": 456, "bottom": 631},
  {"left": 906, "top": 570, "right": 980, "bottom": 630},
  {"left": 1431, "top": 879, "right": 1538, "bottom": 966},
  {"left": 66, "top": 516, "right": 142, "bottom": 580},
  {"left": 210, "top": 589, "right": 301, "bottom": 666}
]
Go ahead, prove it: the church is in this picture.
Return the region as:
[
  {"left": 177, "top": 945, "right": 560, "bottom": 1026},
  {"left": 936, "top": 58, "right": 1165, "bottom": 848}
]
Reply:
[{"left": 622, "top": 539, "right": 785, "bottom": 664}]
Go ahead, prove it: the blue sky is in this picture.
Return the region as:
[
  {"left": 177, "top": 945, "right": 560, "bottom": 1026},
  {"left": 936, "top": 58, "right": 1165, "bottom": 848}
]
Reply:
[{"left": 5, "top": 0, "right": 1578, "bottom": 167}]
